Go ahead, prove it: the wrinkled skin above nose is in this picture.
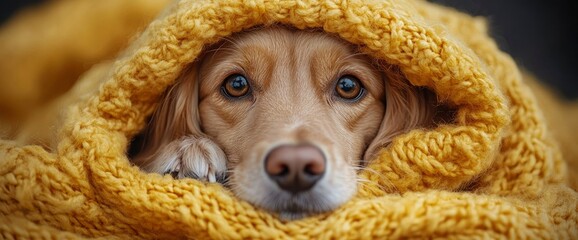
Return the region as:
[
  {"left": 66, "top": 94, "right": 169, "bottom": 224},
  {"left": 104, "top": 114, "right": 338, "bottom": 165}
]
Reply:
[{"left": 265, "top": 144, "right": 326, "bottom": 194}]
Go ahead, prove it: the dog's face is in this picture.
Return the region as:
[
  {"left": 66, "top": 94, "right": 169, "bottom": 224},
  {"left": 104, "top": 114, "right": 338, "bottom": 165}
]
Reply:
[
  {"left": 197, "top": 28, "right": 385, "bottom": 218},
  {"left": 134, "top": 27, "right": 437, "bottom": 219}
]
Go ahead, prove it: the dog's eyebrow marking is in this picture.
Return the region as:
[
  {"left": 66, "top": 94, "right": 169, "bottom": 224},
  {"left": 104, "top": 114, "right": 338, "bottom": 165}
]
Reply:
[
  {"left": 307, "top": 45, "right": 345, "bottom": 97},
  {"left": 238, "top": 44, "right": 277, "bottom": 91},
  {"left": 200, "top": 35, "right": 280, "bottom": 94}
]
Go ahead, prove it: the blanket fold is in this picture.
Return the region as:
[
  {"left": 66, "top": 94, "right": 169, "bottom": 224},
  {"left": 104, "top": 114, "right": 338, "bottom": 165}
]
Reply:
[{"left": 1, "top": 0, "right": 577, "bottom": 239}]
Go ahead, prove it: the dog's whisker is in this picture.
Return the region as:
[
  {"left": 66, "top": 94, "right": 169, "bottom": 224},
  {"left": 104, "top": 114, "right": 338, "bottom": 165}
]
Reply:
[
  {"left": 205, "top": 45, "right": 238, "bottom": 61},
  {"left": 131, "top": 26, "right": 437, "bottom": 219},
  {"left": 220, "top": 37, "right": 244, "bottom": 53},
  {"left": 349, "top": 160, "right": 399, "bottom": 193},
  {"left": 356, "top": 176, "right": 396, "bottom": 194},
  {"left": 338, "top": 52, "right": 369, "bottom": 62}
]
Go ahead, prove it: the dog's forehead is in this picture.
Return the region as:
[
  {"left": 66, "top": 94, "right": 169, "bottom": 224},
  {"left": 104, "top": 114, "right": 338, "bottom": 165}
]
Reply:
[
  {"left": 197, "top": 28, "right": 380, "bottom": 91},
  {"left": 205, "top": 28, "right": 355, "bottom": 59}
]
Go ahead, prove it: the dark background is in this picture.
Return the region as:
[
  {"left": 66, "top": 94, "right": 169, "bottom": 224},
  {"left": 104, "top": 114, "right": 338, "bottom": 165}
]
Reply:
[{"left": 2, "top": 0, "right": 577, "bottom": 99}]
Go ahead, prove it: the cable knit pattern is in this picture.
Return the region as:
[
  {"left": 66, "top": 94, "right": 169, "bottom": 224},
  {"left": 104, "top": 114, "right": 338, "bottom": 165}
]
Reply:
[{"left": 1, "top": 0, "right": 577, "bottom": 239}]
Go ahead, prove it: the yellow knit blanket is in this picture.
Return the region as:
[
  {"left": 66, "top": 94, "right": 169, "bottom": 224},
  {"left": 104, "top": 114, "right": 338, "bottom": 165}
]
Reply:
[{"left": 1, "top": 0, "right": 577, "bottom": 238}]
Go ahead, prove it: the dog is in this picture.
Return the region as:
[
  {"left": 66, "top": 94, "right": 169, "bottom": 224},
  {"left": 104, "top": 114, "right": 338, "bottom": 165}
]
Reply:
[{"left": 132, "top": 26, "right": 440, "bottom": 219}]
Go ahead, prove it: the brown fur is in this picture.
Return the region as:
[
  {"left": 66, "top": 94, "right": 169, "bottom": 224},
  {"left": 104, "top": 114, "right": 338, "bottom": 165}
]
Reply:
[{"left": 133, "top": 27, "right": 440, "bottom": 218}]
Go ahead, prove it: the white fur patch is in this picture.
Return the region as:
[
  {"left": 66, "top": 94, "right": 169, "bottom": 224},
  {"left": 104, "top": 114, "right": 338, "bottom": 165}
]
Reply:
[{"left": 145, "top": 136, "right": 227, "bottom": 182}]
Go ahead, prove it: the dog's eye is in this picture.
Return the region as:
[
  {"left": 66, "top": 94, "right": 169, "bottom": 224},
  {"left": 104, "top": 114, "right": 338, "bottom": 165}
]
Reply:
[
  {"left": 222, "top": 74, "right": 250, "bottom": 98},
  {"left": 335, "top": 75, "right": 364, "bottom": 100}
]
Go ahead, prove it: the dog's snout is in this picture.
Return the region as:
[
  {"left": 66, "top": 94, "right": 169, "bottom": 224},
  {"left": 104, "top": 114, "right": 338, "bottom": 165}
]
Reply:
[{"left": 265, "top": 144, "right": 326, "bottom": 194}]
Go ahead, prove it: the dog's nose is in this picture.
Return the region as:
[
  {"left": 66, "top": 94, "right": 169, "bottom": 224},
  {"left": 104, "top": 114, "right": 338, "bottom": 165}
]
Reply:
[{"left": 265, "top": 144, "right": 326, "bottom": 194}]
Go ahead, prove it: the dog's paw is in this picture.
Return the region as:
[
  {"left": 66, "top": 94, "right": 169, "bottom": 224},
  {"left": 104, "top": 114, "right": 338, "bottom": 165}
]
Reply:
[{"left": 157, "top": 136, "right": 227, "bottom": 183}]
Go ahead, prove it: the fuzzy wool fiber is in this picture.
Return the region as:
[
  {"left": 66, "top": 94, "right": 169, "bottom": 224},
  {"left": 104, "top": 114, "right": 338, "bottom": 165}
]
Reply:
[{"left": 1, "top": 0, "right": 577, "bottom": 239}]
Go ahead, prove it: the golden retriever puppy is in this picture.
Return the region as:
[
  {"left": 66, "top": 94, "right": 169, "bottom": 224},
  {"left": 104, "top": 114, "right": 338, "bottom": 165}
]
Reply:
[{"left": 133, "top": 27, "right": 438, "bottom": 219}]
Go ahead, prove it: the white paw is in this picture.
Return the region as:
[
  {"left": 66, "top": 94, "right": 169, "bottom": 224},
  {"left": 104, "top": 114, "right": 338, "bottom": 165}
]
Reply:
[{"left": 153, "top": 136, "right": 227, "bottom": 183}]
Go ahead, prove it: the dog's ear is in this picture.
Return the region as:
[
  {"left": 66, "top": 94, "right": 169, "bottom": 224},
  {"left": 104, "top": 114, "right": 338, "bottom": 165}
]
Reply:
[
  {"left": 132, "top": 64, "right": 205, "bottom": 167},
  {"left": 363, "top": 65, "right": 438, "bottom": 162}
]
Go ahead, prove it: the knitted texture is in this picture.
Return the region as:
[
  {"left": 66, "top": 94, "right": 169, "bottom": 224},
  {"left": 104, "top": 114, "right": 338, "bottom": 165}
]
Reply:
[
  {"left": 1, "top": 0, "right": 577, "bottom": 239},
  {"left": 0, "top": 0, "right": 172, "bottom": 138}
]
